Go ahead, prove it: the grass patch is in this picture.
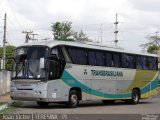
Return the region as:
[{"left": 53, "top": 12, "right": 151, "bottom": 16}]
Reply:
[
  {"left": 0, "top": 101, "right": 21, "bottom": 119},
  {"left": 0, "top": 107, "right": 16, "bottom": 119},
  {"left": 10, "top": 101, "right": 23, "bottom": 107},
  {"left": 0, "top": 107, "right": 16, "bottom": 114},
  {"left": 0, "top": 102, "right": 6, "bottom": 105},
  {"left": 0, "top": 92, "right": 10, "bottom": 97},
  {"left": 0, "top": 100, "right": 22, "bottom": 119}
]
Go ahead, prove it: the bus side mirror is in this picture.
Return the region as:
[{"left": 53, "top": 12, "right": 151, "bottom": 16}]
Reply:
[{"left": 40, "top": 58, "right": 45, "bottom": 69}]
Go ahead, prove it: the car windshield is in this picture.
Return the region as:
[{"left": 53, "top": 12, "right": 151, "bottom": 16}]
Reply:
[{"left": 12, "top": 46, "right": 49, "bottom": 79}]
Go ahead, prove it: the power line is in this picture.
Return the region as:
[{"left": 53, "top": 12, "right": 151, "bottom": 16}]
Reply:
[
  {"left": 155, "top": 31, "right": 160, "bottom": 47},
  {"left": 6, "top": 0, "right": 24, "bottom": 30},
  {"left": 121, "top": 22, "right": 160, "bottom": 27},
  {"left": 6, "top": 30, "right": 13, "bottom": 45}
]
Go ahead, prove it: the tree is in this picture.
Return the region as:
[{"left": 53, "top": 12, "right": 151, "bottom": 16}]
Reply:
[
  {"left": 51, "top": 21, "right": 74, "bottom": 41},
  {"left": 73, "top": 30, "right": 89, "bottom": 42},
  {"left": 51, "top": 21, "right": 90, "bottom": 42},
  {"left": 140, "top": 35, "right": 160, "bottom": 54},
  {"left": 0, "top": 46, "right": 16, "bottom": 70},
  {"left": 147, "top": 44, "right": 159, "bottom": 54}
]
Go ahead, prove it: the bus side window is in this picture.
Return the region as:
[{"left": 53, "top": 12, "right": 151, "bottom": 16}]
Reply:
[
  {"left": 155, "top": 57, "right": 158, "bottom": 70},
  {"left": 67, "top": 47, "right": 87, "bottom": 65},
  {"left": 67, "top": 47, "right": 77, "bottom": 63},
  {"left": 146, "top": 57, "right": 150, "bottom": 70},
  {"left": 105, "top": 52, "right": 112, "bottom": 67},
  {"left": 122, "top": 54, "right": 128, "bottom": 68},
  {"left": 113, "top": 53, "right": 121, "bottom": 68},
  {"left": 76, "top": 49, "right": 87, "bottom": 65},
  {"left": 128, "top": 55, "right": 136, "bottom": 69},
  {"left": 136, "top": 56, "right": 142, "bottom": 69},
  {"left": 142, "top": 56, "right": 148, "bottom": 70},
  {"left": 149, "top": 57, "right": 157, "bottom": 70},
  {"left": 88, "top": 50, "right": 96, "bottom": 65},
  {"left": 95, "top": 51, "right": 105, "bottom": 66}
]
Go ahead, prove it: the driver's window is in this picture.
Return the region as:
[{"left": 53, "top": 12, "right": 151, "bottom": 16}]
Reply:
[
  {"left": 51, "top": 47, "right": 64, "bottom": 60},
  {"left": 49, "top": 47, "right": 65, "bottom": 80},
  {"left": 51, "top": 48, "right": 59, "bottom": 58}
]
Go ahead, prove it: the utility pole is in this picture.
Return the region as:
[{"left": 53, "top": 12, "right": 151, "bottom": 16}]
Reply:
[
  {"left": 30, "top": 33, "right": 38, "bottom": 41},
  {"left": 155, "top": 31, "right": 159, "bottom": 54},
  {"left": 155, "top": 31, "right": 159, "bottom": 45},
  {"left": 22, "top": 31, "right": 33, "bottom": 43},
  {"left": 100, "top": 24, "right": 103, "bottom": 44},
  {"left": 114, "top": 13, "right": 119, "bottom": 46},
  {"left": 2, "top": 13, "right": 7, "bottom": 70}
]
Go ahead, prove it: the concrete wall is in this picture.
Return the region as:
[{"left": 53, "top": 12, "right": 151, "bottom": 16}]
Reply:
[{"left": 0, "top": 71, "right": 11, "bottom": 96}]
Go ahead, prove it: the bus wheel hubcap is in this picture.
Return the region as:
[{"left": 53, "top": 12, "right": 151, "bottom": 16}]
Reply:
[
  {"left": 71, "top": 94, "right": 77, "bottom": 104},
  {"left": 133, "top": 93, "right": 138, "bottom": 102}
]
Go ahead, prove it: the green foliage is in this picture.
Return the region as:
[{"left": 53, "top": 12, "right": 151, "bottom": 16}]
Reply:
[
  {"left": 10, "top": 101, "right": 23, "bottom": 107},
  {"left": 73, "top": 30, "right": 89, "bottom": 42},
  {"left": 140, "top": 35, "right": 160, "bottom": 53},
  {"left": 0, "top": 102, "right": 6, "bottom": 105},
  {"left": 0, "top": 46, "right": 16, "bottom": 70},
  {"left": 0, "top": 107, "right": 16, "bottom": 115},
  {"left": 51, "top": 21, "right": 89, "bottom": 42},
  {"left": 51, "top": 21, "right": 74, "bottom": 41},
  {"left": 147, "top": 44, "right": 159, "bottom": 54}
]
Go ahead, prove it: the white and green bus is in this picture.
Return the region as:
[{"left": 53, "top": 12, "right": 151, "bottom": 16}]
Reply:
[{"left": 10, "top": 40, "right": 159, "bottom": 108}]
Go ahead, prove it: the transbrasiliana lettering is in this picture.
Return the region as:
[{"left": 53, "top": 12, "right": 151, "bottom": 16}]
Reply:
[{"left": 91, "top": 70, "right": 123, "bottom": 77}]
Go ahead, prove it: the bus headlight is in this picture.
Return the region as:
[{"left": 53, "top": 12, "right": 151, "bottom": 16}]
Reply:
[{"left": 35, "top": 91, "right": 42, "bottom": 95}]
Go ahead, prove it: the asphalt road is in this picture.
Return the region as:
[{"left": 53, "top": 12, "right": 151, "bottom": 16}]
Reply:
[{"left": 10, "top": 98, "right": 160, "bottom": 120}]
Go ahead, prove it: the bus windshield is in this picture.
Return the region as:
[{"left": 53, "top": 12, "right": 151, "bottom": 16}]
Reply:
[{"left": 12, "top": 46, "right": 49, "bottom": 79}]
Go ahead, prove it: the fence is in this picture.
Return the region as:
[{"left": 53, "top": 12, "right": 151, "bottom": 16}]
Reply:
[{"left": 0, "top": 71, "right": 11, "bottom": 96}]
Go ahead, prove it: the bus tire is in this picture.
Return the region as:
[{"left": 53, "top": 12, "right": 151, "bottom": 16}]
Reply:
[
  {"left": 130, "top": 89, "right": 140, "bottom": 104},
  {"left": 102, "top": 100, "right": 115, "bottom": 104},
  {"left": 67, "top": 90, "right": 79, "bottom": 108},
  {"left": 37, "top": 101, "right": 49, "bottom": 107}
]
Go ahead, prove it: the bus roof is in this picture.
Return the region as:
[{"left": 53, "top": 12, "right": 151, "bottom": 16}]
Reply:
[{"left": 19, "top": 40, "right": 158, "bottom": 57}]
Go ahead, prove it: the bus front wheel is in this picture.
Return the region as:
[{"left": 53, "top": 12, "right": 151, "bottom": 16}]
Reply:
[
  {"left": 67, "top": 90, "right": 79, "bottom": 108},
  {"left": 37, "top": 101, "right": 49, "bottom": 107}
]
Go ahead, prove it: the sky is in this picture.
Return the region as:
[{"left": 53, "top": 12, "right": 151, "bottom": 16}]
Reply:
[{"left": 0, "top": 0, "right": 160, "bottom": 52}]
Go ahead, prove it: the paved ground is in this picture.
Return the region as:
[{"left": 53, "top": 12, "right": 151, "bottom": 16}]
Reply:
[
  {"left": 13, "top": 98, "right": 160, "bottom": 114},
  {"left": 1, "top": 94, "right": 160, "bottom": 120},
  {"left": 6, "top": 98, "right": 158, "bottom": 120}
]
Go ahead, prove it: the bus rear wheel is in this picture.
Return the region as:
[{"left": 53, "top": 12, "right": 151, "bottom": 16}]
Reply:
[
  {"left": 37, "top": 101, "right": 49, "bottom": 107},
  {"left": 126, "top": 89, "right": 140, "bottom": 105},
  {"left": 67, "top": 90, "right": 79, "bottom": 108}
]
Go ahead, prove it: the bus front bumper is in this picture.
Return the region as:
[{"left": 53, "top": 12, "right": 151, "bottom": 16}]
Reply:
[
  {"left": 10, "top": 90, "right": 49, "bottom": 102},
  {"left": 10, "top": 90, "right": 67, "bottom": 102}
]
